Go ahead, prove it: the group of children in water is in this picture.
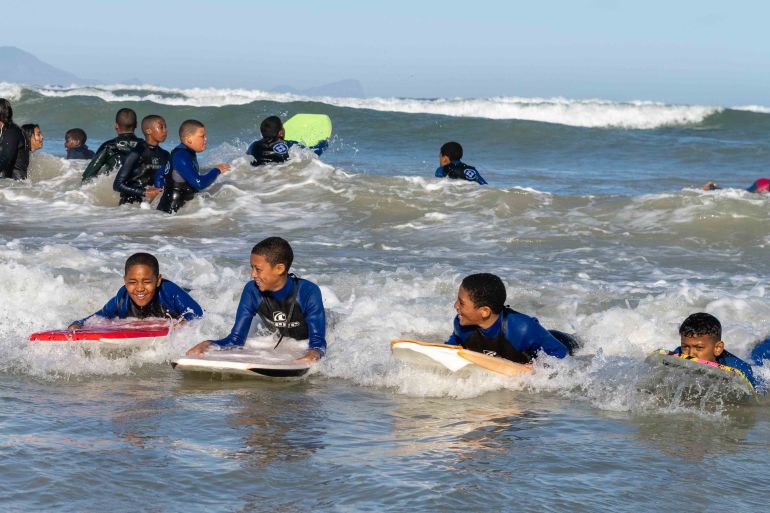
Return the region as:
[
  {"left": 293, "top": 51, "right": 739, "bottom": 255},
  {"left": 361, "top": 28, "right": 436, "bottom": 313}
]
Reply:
[{"left": 2, "top": 97, "right": 768, "bottom": 390}]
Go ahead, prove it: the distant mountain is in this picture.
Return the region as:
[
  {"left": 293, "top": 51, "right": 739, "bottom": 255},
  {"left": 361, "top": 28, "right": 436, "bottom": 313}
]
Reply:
[
  {"left": 273, "top": 79, "right": 366, "bottom": 98},
  {"left": 0, "top": 46, "right": 85, "bottom": 86}
]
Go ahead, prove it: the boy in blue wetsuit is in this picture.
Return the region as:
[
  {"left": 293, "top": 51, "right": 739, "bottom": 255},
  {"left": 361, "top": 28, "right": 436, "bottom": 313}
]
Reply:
[
  {"left": 113, "top": 115, "right": 167, "bottom": 205},
  {"left": 435, "top": 141, "right": 487, "bottom": 185},
  {"left": 156, "top": 119, "right": 231, "bottom": 213},
  {"left": 247, "top": 116, "right": 291, "bottom": 167},
  {"left": 667, "top": 312, "right": 758, "bottom": 389},
  {"left": 445, "top": 273, "right": 568, "bottom": 363},
  {"left": 186, "top": 237, "right": 326, "bottom": 363},
  {"left": 64, "top": 128, "right": 95, "bottom": 160},
  {"left": 67, "top": 252, "right": 203, "bottom": 329}
]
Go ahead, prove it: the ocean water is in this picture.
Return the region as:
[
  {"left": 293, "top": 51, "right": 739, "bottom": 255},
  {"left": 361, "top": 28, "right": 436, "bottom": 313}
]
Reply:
[{"left": 1, "top": 82, "right": 770, "bottom": 512}]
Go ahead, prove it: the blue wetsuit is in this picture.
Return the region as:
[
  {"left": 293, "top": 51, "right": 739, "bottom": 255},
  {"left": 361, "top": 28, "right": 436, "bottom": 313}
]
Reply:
[
  {"left": 211, "top": 275, "right": 326, "bottom": 356},
  {"left": 66, "top": 145, "right": 95, "bottom": 160},
  {"left": 435, "top": 160, "right": 487, "bottom": 185},
  {"left": 671, "top": 347, "right": 758, "bottom": 390},
  {"left": 71, "top": 278, "right": 203, "bottom": 326},
  {"left": 446, "top": 307, "right": 568, "bottom": 363},
  {"left": 157, "top": 144, "right": 222, "bottom": 213}
]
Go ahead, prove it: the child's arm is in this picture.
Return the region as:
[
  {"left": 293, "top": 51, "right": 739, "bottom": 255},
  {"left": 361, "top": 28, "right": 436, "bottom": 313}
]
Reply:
[
  {"left": 185, "top": 283, "right": 258, "bottom": 355},
  {"left": 173, "top": 152, "right": 223, "bottom": 190},
  {"left": 112, "top": 150, "right": 145, "bottom": 198},
  {"left": 435, "top": 166, "right": 448, "bottom": 178},
  {"left": 68, "top": 292, "right": 123, "bottom": 329},
  {"left": 444, "top": 316, "right": 466, "bottom": 346},
  {"left": 509, "top": 315, "right": 569, "bottom": 359},
  {"left": 81, "top": 141, "right": 112, "bottom": 183},
  {"left": 298, "top": 281, "right": 326, "bottom": 357}
]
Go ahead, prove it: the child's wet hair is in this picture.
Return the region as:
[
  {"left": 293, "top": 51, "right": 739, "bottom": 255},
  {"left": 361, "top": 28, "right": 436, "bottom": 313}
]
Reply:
[
  {"left": 125, "top": 252, "right": 160, "bottom": 276},
  {"left": 440, "top": 141, "right": 463, "bottom": 161},
  {"left": 115, "top": 108, "right": 137, "bottom": 131},
  {"left": 251, "top": 237, "right": 293, "bottom": 271},
  {"left": 461, "top": 273, "right": 506, "bottom": 313},
  {"left": 679, "top": 312, "right": 722, "bottom": 340},
  {"left": 260, "top": 116, "right": 283, "bottom": 138},
  {"left": 179, "top": 119, "right": 204, "bottom": 140},
  {"left": 65, "top": 128, "right": 87, "bottom": 145}
]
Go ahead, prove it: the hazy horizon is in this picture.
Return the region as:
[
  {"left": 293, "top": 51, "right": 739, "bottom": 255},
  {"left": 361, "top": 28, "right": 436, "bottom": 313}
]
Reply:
[{"left": 3, "top": 0, "right": 770, "bottom": 105}]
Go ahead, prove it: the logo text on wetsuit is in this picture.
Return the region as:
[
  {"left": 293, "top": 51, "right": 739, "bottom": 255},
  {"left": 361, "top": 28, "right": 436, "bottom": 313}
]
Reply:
[{"left": 272, "top": 311, "right": 300, "bottom": 328}]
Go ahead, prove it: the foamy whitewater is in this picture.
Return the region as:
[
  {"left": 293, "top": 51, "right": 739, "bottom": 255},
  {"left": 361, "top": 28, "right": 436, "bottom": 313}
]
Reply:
[{"left": 2, "top": 83, "right": 770, "bottom": 512}]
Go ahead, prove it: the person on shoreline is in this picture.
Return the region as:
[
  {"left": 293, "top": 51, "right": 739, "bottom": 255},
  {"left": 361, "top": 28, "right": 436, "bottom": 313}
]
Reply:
[
  {"left": 0, "top": 98, "right": 26, "bottom": 180},
  {"left": 666, "top": 312, "right": 758, "bottom": 389},
  {"left": 185, "top": 237, "right": 326, "bottom": 363},
  {"left": 444, "top": 273, "right": 569, "bottom": 364},
  {"left": 247, "top": 116, "right": 290, "bottom": 167},
  {"left": 156, "top": 119, "right": 230, "bottom": 213},
  {"left": 435, "top": 141, "right": 487, "bottom": 185},
  {"left": 113, "top": 115, "right": 168, "bottom": 205},
  {"left": 65, "top": 128, "right": 95, "bottom": 160},
  {"left": 82, "top": 108, "right": 142, "bottom": 182},
  {"left": 68, "top": 252, "right": 203, "bottom": 330}
]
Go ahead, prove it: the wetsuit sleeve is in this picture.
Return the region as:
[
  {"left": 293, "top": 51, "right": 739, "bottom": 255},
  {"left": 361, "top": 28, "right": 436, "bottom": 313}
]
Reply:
[
  {"left": 435, "top": 166, "right": 447, "bottom": 178},
  {"left": 0, "top": 125, "right": 23, "bottom": 178},
  {"left": 299, "top": 281, "right": 326, "bottom": 356},
  {"left": 82, "top": 141, "right": 111, "bottom": 182},
  {"left": 311, "top": 140, "right": 327, "bottom": 156},
  {"left": 445, "top": 316, "right": 466, "bottom": 345},
  {"left": 747, "top": 181, "right": 759, "bottom": 193},
  {"left": 113, "top": 150, "right": 145, "bottom": 198},
  {"left": 158, "top": 280, "right": 204, "bottom": 321},
  {"left": 507, "top": 315, "right": 569, "bottom": 359},
  {"left": 474, "top": 171, "right": 488, "bottom": 185},
  {"left": 153, "top": 162, "right": 168, "bottom": 188},
  {"left": 720, "top": 352, "right": 759, "bottom": 390},
  {"left": 71, "top": 289, "right": 123, "bottom": 326},
  {"left": 209, "top": 282, "right": 260, "bottom": 347},
  {"left": 173, "top": 150, "right": 221, "bottom": 191}
]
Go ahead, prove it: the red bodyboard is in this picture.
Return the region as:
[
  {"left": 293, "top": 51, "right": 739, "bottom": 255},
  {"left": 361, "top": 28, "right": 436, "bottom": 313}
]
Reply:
[{"left": 30, "top": 320, "right": 172, "bottom": 342}]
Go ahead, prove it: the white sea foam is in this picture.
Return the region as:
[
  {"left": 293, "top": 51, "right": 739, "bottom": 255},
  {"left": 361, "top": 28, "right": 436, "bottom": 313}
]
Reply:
[
  {"left": 733, "top": 105, "right": 770, "bottom": 114},
  {"left": 4, "top": 81, "right": 722, "bottom": 129}
]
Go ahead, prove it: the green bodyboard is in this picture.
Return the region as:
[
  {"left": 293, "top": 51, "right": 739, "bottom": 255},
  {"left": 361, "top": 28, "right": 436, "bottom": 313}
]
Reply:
[{"left": 283, "top": 114, "right": 332, "bottom": 147}]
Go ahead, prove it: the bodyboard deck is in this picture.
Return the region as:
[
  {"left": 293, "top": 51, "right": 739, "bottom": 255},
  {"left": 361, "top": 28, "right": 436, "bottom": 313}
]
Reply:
[
  {"left": 172, "top": 349, "right": 312, "bottom": 378},
  {"left": 283, "top": 114, "right": 332, "bottom": 148},
  {"left": 29, "top": 319, "right": 173, "bottom": 348},
  {"left": 390, "top": 339, "right": 532, "bottom": 376}
]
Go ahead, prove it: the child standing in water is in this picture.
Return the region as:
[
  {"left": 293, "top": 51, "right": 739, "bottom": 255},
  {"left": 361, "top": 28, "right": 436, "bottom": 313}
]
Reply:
[
  {"left": 156, "top": 119, "right": 230, "bottom": 213},
  {"left": 435, "top": 141, "right": 487, "bottom": 185},
  {"left": 82, "top": 108, "right": 142, "bottom": 182},
  {"left": 113, "top": 115, "right": 168, "bottom": 205}
]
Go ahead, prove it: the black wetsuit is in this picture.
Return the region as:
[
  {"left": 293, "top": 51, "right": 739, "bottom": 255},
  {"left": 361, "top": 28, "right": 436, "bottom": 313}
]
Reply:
[
  {"left": 0, "top": 123, "right": 26, "bottom": 180},
  {"left": 113, "top": 141, "right": 170, "bottom": 204},
  {"left": 247, "top": 137, "right": 289, "bottom": 166},
  {"left": 435, "top": 160, "right": 488, "bottom": 185},
  {"left": 66, "top": 145, "right": 95, "bottom": 160},
  {"left": 81, "top": 133, "right": 141, "bottom": 182}
]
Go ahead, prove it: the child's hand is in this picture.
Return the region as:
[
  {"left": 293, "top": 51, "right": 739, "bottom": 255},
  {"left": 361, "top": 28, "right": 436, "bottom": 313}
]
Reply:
[
  {"left": 144, "top": 187, "right": 162, "bottom": 200},
  {"left": 295, "top": 349, "right": 321, "bottom": 363},
  {"left": 186, "top": 340, "right": 212, "bottom": 356},
  {"left": 216, "top": 163, "right": 231, "bottom": 174}
]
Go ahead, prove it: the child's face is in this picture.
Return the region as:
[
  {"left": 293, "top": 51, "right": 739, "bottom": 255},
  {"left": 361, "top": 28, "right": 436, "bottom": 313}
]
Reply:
[
  {"left": 64, "top": 138, "right": 77, "bottom": 150},
  {"left": 250, "top": 254, "right": 287, "bottom": 292},
  {"left": 680, "top": 334, "right": 724, "bottom": 362},
  {"left": 454, "top": 286, "right": 489, "bottom": 326},
  {"left": 147, "top": 119, "right": 168, "bottom": 143},
  {"left": 124, "top": 264, "right": 162, "bottom": 308},
  {"left": 30, "top": 127, "right": 43, "bottom": 151},
  {"left": 184, "top": 127, "right": 207, "bottom": 152},
  {"left": 439, "top": 153, "right": 451, "bottom": 167}
]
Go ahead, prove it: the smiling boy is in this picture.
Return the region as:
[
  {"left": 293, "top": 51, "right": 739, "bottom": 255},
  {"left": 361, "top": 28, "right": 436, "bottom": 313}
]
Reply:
[
  {"left": 186, "top": 237, "right": 326, "bottom": 362},
  {"left": 68, "top": 253, "right": 203, "bottom": 329},
  {"left": 445, "top": 273, "right": 568, "bottom": 363},
  {"left": 113, "top": 115, "right": 168, "bottom": 205}
]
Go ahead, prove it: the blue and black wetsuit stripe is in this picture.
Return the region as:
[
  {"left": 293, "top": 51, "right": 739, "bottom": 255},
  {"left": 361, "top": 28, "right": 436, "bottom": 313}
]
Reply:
[{"left": 255, "top": 275, "right": 309, "bottom": 341}]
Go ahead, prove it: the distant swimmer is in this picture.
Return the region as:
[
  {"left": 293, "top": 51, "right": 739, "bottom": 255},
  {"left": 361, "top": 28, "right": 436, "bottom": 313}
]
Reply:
[
  {"left": 64, "top": 128, "right": 95, "bottom": 160},
  {"left": 702, "top": 178, "right": 770, "bottom": 193},
  {"left": 185, "top": 237, "right": 326, "bottom": 363},
  {"left": 0, "top": 98, "right": 26, "bottom": 180},
  {"left": 247, "top": 116, "right": 291, "bottom": 167},
  {"left": 81, "top": 108, "right": 141, "bottom": 182},
  {"left": 666, "top": 312, "right": 759, "bottom": 389},
  {"left": 444, "top": 273, "right": 569, "bottom": 364},
  {"left": 67, "top": 252, "right": 203, "bottom": 330},
  {"left": 435, "top": 141, "right": 487, "bottom": 185},
  {"left": 113, "top": 115, "right": 168, "bottom": 205},
  {"left": 156, "top": 119, "right": 231, "bottom": 213}
]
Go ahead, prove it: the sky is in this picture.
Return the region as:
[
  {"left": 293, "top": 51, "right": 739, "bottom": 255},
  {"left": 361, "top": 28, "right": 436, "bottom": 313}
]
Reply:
[{"left": 3, "top": 0, "right": 770, "bottom": 105}]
